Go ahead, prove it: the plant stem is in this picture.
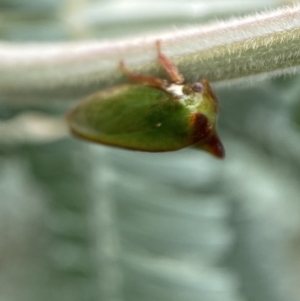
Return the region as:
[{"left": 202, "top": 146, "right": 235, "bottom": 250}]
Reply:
[{"left": 0, "top": 4, "right": 300, "bottom": 104}]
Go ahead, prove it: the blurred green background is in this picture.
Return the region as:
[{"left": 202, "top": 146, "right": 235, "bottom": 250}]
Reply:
[{"left": 1, "top": 1, "right": 300, "bottom": 301}]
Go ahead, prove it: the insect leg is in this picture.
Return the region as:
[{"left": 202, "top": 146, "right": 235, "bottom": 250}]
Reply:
[
  {"left": 119, "top": 61, "right": 168, "bottom": 89},
  {"left": 156, "top": 40, "right": 184, "bottom": 85}
]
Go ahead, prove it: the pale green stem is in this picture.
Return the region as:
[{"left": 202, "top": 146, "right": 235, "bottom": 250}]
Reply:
[{"left": 0, "top": 4, "right": 300, "bottom": 104}]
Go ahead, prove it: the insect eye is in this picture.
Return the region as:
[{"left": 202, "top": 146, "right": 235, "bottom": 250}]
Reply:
[{"left": 191, "top": 82, "right": 203, "bottom": 92}]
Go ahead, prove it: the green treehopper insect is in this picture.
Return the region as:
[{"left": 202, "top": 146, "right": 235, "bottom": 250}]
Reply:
[{"left": 67, "top": 42, "right": 225, "bottom": 158}]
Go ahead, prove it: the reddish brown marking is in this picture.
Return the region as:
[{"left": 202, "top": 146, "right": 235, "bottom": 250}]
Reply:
[
  {"left": 191, "top": 113, "right": 211, "bottom": 143},
  {"left": 191, "top": 112, "right": 225, "bottom": 158},
  {"left": 201, "top": 133, "right": 225, "bottom": 159},
  {"left": 119, "top": 61, "right": 168, "bottom": 89},
  {"left": 156, "top": 41, "right": 184, "bottom": 84}
]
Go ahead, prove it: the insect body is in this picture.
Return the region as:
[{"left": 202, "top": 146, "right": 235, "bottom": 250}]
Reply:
[{"left": 67, "top": 41, "right": 225, "bottom": 158}]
